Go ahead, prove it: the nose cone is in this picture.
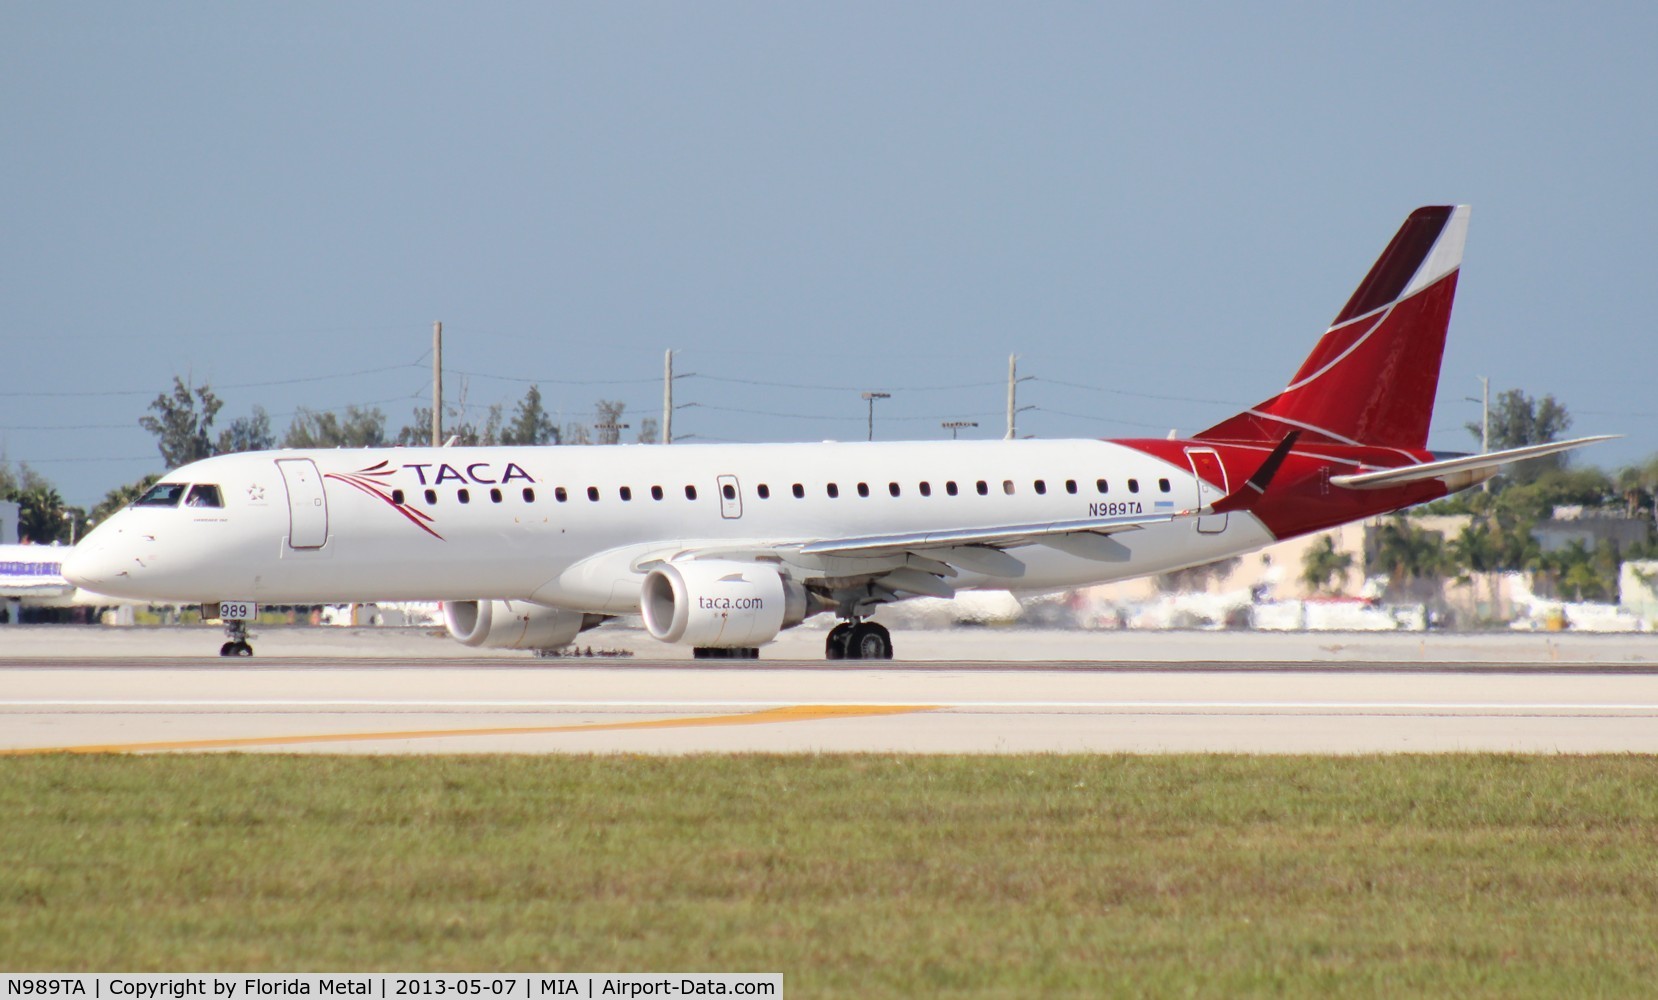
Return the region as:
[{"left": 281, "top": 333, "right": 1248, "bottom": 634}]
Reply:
[
  {"left": 63, "top": 523, "right": 144, "bottom": 598},
  {"left": 62, "top": 540, "right": 118, "bottom": 592}
]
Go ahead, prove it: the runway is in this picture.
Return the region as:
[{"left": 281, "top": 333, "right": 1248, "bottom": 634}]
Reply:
[{"left": 5, "top": 657, "right": 1658, "bottom": 754}]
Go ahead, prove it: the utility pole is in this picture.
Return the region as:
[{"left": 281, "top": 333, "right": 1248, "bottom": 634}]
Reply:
[
  {"left": 663, "top": 349, "right": 673, "bottom": 445},
  {"left": 942, "top": 420, "right": 978, "bottom": 440},
  {"left": 1478, "top": 375, "right": 1490, "bottom": 453},
  {"left": 1477, "top": 374, "right": 1490, "bottom": 492},
  {"left": 1005, "top": 354, "right": 1017, "bottom": 440},
  {"left": 431, "top": 321, "right": 443, "bottom": 448},
  {"left": 861, "top": 391, "right": 890, "bottom": 441}
]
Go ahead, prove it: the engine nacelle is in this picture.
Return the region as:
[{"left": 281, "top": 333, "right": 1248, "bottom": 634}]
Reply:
[
  {"left": 641, "top": 560, "right": 806, "bottom": 648},
  {"left": 444, "top": 599, "right": 594, "bottom": 650}
]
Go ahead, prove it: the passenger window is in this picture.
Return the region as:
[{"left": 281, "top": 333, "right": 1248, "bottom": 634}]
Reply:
[
  {"left": 1002, "top": 480, "right": 1015, "bottom": 495},
  {"left": 685, "top": 485, "right": 698, "bottom": 500},
  {"left": 792, "top": 483, "right": 804, "bottom": 499},
  {"left": 1096, "top": 479, "right": 1109, "bottom": 494},
  {"left": 919, "top": 482, "right": 931, "bottom": 497},
  {"left": 722, "top": 484, "right": 736, "bottom": 501},
  {"left": 1128, "top": 478, "right": 1140, "bottom": 493},
  {"left": 757, "top": 484, "right": 770, "bottom": 499},
  {"left": 424, "top": 489, "right": 437, "bottom": 505},
  {"left": 857, "top": 482, "right": 870, "bottom": 498},
  {"left": 134, "top": 483, "right": 187, "bottom": 508},
  {"left": 587, "top": 487, "right": 600, "bottom": 501},
  {"left": 1065, "top": 480, "right": 1078, "bottom": 494},
  {"left": 392, "top": 489, "right": 406, "bottom": 505},
  {"left": 1159, "top": 478, "right": 1171, "bottom": 493},
  {"left": 555, "top": 487, "right": 568, "bottom": 503},
  {"left": 827, "top": 483, "right": 840, "bottom": 499},
  {"left": 651, "top": 485, "right": 664, "bottom": 501},
  {"left": 889, "top": 482, "right": 901, "bottom": 497},
  {"left": 184, "top": 484, "right": 223, "bottom": 508},
  {"left": 489, "top": 488, "right": 503, "bottom": 503},
  {"left": 522, "top": 488, "right": 535, "bottom": 503},
  {"left": 976, "top": 481, "right": 988, "bottom": 496},
  {"left": 458, "top": 489, "right": 470, "bottom": 504},
  {"left": 946, "top": 481, "right": 959, "bottom": 496},
  {"left": 619, "top": 486, "right": 633, "bottom": 501},
  {"left": 1034, "top": 480, "right": 1046, "bottom": 495}
]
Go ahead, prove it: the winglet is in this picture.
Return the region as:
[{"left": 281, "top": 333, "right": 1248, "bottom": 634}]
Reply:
[{"left": 1209, "top": 432, "right": 1300, "bottom": 514}]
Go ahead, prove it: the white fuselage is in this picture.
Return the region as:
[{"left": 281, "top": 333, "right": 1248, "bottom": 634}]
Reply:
[{"left": 67, "top": 439, "right": 1273, "bottom": 612}]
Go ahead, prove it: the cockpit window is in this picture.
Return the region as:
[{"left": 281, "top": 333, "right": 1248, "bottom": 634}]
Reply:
[
  {"left": 134, "top": 483, "right": 188, "bottom": 508},
  {"left": 185, "top": 484, "right": 224, "bottom": 508}
]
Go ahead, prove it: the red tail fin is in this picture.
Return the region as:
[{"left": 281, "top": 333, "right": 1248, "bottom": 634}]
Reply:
[{"left": 1197, "top": 205, "right": 1469, "bottom": 450}]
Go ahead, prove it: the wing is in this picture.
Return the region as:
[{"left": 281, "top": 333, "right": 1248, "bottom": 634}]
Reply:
[{"left": 558, "top": 434, "right": 1303, "bottom": 610}]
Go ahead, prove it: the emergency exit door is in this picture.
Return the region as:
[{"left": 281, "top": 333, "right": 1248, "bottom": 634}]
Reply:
[{"left": 716, "top": 475, "right": 743, "bottom": 519}]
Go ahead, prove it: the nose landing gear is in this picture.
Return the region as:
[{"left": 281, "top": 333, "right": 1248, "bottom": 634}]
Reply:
[{"left": 218, "top": 619, "right": 253, "bottom": 657}]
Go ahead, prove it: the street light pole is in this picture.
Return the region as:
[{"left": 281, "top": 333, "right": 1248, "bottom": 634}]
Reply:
[{"left": 861, "top": 391, "right": 890, "bottom": 441}]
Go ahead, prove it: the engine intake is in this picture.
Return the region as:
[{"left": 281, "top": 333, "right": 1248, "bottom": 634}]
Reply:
[
  {"left": 444, "top": 600, "right": 597, "bottom": 650},
  {"left": 641, "top": 560, "right": 806, "bottom": 648}
]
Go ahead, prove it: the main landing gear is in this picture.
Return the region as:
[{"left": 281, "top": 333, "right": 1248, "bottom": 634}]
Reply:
[
  {"left": 825, "top": 620, "right": 893, "bottom": 660},
  {"left": 219, "top": 619, "right": 253, "bottom": 657}
]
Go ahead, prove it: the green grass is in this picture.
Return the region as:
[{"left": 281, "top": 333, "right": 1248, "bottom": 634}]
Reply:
[{"left": 4, "top": 755, "right": 1658, "bottom": 997}]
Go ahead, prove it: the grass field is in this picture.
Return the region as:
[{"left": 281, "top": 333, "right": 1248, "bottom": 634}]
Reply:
[{"left": 4, "top": 755, "right": 1657, "bottom": 997}]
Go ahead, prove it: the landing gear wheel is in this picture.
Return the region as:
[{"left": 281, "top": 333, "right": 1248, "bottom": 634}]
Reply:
[
  {"left": 693, "top": 647, "right": 759, "bottom": 660},
  {"left": 849, "top": 621, "right": 893, "bottom": 660},
  {"left": 825, "top": 622, "right": 854, "bottom": 660}
]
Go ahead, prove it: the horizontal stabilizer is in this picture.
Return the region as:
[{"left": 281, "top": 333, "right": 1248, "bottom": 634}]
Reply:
[{"left": 1329, "top": 435, "right": 1618, "bottom": 491}]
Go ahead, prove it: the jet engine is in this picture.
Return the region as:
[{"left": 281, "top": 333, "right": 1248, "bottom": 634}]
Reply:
[
  {"left": 641, "top": 560, "right": 807, "bottom": 649},
  {"left": 444, "top": 599, "right": 599, "bottom": 650}
]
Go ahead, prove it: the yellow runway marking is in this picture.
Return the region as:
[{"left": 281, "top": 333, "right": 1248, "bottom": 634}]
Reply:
[{"left": 0, "top": 704, "right": 938, "bottom": 755}]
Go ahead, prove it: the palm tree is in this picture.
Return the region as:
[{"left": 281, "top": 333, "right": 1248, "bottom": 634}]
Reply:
[
  {"left": 1300, "top": 535, "right": 1355, "bottom": 594},
  {"left": 1370, "top": 517, "right": 1450, "bottom": 603}
]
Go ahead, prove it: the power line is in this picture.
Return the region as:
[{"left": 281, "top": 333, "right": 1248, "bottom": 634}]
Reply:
[
  {"left": 687, "top": 374, "right": 1002, "bottom": 393},
  {"left": 0, "top": 360, "right": 429, "bottom": 399},
  {"left": 1030, "top": 376, "right": 1246, "bottom": 407},
  {"left": 682, "top": 403, "right": 1000, "bottom": 423}
]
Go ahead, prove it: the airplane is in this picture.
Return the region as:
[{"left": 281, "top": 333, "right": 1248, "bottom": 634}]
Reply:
[
  {"left": 64, "top": 206, "right": 1612, "bottom": 658},
  {"left": 0, "top": 543, "right": 132, "bottom": 622}
]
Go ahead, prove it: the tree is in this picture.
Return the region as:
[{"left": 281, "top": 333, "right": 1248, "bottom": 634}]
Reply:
[
  {"left": 139, "top": 377, "right": 223, "bottom": 468},
  {"left": 500, "top": 385, "right": 560, "bottom": 446},
  {"left": 1469, "top": 389, "right": 1573, "bottom": 485},
  {"left": 218, "top": 405, "right": 275, "bottom": 453},
  {"left": 92, "top": 474, "right": 162, "bottom": 525},
  {"left": 593, "top": 400, "right": 628, "bottom": 445},
  {"left": 11, "top": 483, "right": 69, "bottom": 544},
  {"left": 284, "top": 406, "right": 388, "bottom": 449},
  {"left": 0, "top": 462, "right": 76, "bottom": 544},
  {"left": 1300, "top": 535, "right": 1354, "bottom": 594},
  {"left": 1369, "top": 517, "right": 1450, "bottom": 603}
]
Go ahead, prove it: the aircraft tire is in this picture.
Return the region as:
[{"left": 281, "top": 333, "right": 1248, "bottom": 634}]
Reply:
[
  {"left": 849, "top": 621, "right": 893, "bottom": 660},
  {"left": 825, "top": 622, "right": 853, "bottom": 660}
]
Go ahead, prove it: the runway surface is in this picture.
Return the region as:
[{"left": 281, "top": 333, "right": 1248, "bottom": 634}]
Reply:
[{"left": 5, "top": 657, "right": 1658, "bottom": 754}]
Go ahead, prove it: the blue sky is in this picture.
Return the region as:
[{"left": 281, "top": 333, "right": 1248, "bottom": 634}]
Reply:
[{"left": 5, "top": 3, "right": 1655, "bottom": 508}]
